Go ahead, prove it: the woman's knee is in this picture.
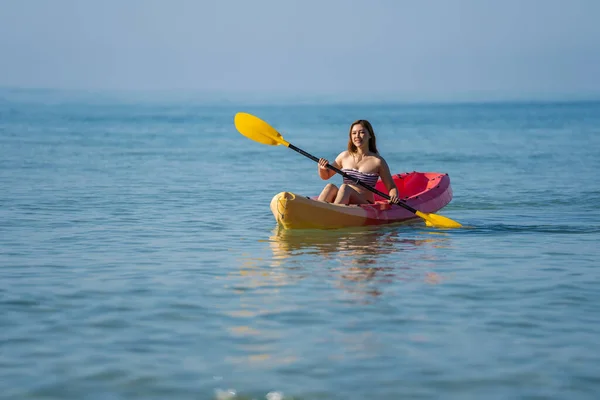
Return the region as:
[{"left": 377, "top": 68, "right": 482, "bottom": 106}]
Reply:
[
  {"left": 318, "top": 183, "right": 338, "bottom": 202},
  {"left": 334, "top": 184, "right": 352, "bottom": 204},
  {"left": 338, "top": 184, "right": 351, "bottom": 193}
]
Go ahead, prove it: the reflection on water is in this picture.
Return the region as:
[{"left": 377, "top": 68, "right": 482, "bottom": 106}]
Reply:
[
  {"left": 269, "top": 225, "right": 451, "bottom": 261},
  {"left": 268, "top": 225, "right": 454, "bottom": 293},
  {"left": 227, "top": 226, "right": 454, "bottom": 305},
  {"left": 217, "top": 227, "right": 450, "bottom": 368},
  {"left": 214, "top": 226, "right": 455, "bottom": 393}
]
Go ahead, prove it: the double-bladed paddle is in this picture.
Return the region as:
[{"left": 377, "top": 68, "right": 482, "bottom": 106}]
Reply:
[{"left": 234, "top": 112, "right": 462, "bottom": 229}]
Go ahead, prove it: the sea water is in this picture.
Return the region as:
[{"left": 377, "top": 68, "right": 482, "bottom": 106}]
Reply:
[{"left": 1, "top": 89, "right": 599, "bottom": 399}]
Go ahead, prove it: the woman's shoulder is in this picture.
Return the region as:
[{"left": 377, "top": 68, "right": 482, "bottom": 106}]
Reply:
[
  {"left": 371, "top": 153, "right": 390, "bottom": 170},
  {"left": 371, "top": 152, "right": 386, "bottom": 162}
]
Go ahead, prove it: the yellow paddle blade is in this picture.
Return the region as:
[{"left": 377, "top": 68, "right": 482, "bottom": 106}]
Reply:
[
  {"left": 416, "top": 211, "right": 463, "bottom": 229},
  {"left": 234, "top": 112, "right": 290, "bottom": 147}
]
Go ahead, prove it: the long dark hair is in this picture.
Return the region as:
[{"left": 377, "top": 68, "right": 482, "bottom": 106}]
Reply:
[{"left": 347, "top": 120, "right": 378, "bottom": 154}]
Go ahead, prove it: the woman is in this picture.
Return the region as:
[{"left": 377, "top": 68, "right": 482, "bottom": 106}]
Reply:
[{"left": 317, "top": 119, "right": 400, "bottom": 205}]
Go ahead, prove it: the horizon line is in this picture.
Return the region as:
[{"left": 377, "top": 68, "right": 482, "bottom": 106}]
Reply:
[{"left": 1, "top": 85, "right": 599, "bottom": 107}]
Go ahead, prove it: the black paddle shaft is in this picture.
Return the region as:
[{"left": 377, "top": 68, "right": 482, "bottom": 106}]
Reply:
[{"left": 287, "top": 143, "right": 419, "bottom": 214}]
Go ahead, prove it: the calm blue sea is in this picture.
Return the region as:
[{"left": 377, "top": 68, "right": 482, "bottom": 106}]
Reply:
[{"left": 1, "top": 89, "right": 600, "bottom": 399}]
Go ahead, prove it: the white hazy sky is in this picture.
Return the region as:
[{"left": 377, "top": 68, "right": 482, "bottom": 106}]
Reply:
[{"left": 1, "top": 0, "right": 599, "bottom": 101}]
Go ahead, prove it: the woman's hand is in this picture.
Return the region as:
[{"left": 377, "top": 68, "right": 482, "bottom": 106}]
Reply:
[
  {"left": 388, "top": 188, "right": 399, "bottom": 204},
  {"left": 318, "top": 158, "right": 329, "bottom": 170},
  {"left": 318, "top": 158, "right": 335, "bottom": 180}
]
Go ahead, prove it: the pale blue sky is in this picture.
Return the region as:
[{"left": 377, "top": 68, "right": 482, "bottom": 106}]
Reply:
[{"left": 1, "top": 0, "right": 599, "bottom": 101}]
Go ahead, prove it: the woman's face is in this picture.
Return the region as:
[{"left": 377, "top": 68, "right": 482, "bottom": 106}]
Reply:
[{"left": 351, "top": 123, "right": 370, "bottom": 148}]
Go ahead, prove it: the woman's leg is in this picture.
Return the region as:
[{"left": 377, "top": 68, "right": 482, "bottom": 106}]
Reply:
[
  {"left": 318, "top": 183, "right": 338, "bottom": 202},
  {"left": 333, "top": 184, "right": 371, "bottom": 205}
]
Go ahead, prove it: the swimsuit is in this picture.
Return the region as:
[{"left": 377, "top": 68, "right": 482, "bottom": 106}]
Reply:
[{"left": 341, "top": 168, "right": 379, "bottom": 188}]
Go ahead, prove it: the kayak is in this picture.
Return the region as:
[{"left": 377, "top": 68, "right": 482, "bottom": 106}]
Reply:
[{"left": 269, "top": 171, "right": 454, "bottom": 230}]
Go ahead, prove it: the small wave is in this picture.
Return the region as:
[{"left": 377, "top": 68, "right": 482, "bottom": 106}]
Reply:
[
  {"left": 214, "top": 389, "right": 287, "bottom": 400},
  {"left": 459, "top": 223, "right": 600, "bottom": 235}
]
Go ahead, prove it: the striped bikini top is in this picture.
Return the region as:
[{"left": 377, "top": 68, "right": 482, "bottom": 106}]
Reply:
[{"left": 341, "top": 168, "right": 380, "bottom": 188}]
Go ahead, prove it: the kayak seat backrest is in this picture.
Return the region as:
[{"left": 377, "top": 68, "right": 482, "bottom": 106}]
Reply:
[{"left": 373, "top": 172, "right": 435, "bottom": 202}]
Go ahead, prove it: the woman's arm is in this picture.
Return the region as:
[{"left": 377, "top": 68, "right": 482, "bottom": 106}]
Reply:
[
  {"left": 318, "top": 153, "right": 344, "bottom": 180},
  {"left": 378, "top": 158, "right": 399, "bottom": 203}
]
